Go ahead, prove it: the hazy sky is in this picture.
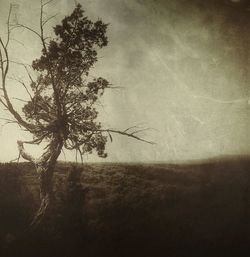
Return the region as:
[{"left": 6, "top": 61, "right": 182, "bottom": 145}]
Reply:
[{"left": 0, "top": 0, "right": 249, "bottom": 162}]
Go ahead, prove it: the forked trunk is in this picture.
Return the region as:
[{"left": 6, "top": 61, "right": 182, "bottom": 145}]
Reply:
[
  {"left": 29, "top": 164, "right": 55, "bottom": 230},
  {"left": 18, "top": 135, "right": 63, "bottom": 232}
]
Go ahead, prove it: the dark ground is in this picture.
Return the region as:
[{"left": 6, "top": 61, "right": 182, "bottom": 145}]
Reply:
[{"left": 0, "top": 156, "right": 249, "bottom": 257}]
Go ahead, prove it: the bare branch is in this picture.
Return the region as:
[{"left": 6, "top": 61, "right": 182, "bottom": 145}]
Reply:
[
  {"left": 0, "top": 98, "right": 8, "bottom": 108},
  {"left": 9, "top": 60, "right": 32, "bottom": 68},
  {"left": 14, "top": 24, "right": 41, "bottom": 38},
  {"left": 131, "top": 128, "right": 153, "bottom": 135},
  {"left": 94, "top": 128, "right": 155, "bottom": 144},
  {"left": 123, "top": 125, "right": 140, "bottom": 133},
  {"left": 0, "top": 37, "right": 35, "bottom": 131},
  {"left": 9, "top": 37, "right": 25, "bottom": 47},
  {"left": 10, "top": 152, "right": 21, "bottom": 163},
  {"left": 12, "top": 97, "right": 29, "bottom": 103},
  {"left": 24, "top": 65, "right": 35, "bottom": 83},
  {"left": 0, "top": 117, "right": 18, "bottom": 123},
  {"left": 106, "top": 84, "right": 124, "bottom": 90},
  {"left": 0, "top": 37, "right": 9, "bottom": 77},
  {"left": 5, "top": 4, "right": 13, "bottom": 48},
  {"left": 17, "top": 140, "right": 37, "bottom": 163},
  {"left": 42, "top": 13, "right": 58, "bottom": 26},
  {"left": 0, "top": 8, "right": 37, "bottom": 132},
  {"left": 16, "top": 133, "right": 51, "bottom": 164},
  {"left": 22, "top": 134, "right": 48, "bottom": 145},
  {"left": 9, "top": 77, "right": 33, "bottom": 100},
  {"left": 42, "top": 0, "right": 53, "bottom": 7}
]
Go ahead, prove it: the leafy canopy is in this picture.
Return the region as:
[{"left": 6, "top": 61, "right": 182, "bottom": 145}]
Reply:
[{"left": 23, "top": 4, "right": 109, "bottom": 157}]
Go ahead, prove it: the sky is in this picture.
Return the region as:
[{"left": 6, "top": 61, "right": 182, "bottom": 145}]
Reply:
[{"left": 0, "top": 0, "right": 249, "bottom": 162}]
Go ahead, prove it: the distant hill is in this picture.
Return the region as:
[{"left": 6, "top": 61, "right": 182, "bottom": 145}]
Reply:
[{"left": 0, "top": 156, "right": 249, "bottom": 257}]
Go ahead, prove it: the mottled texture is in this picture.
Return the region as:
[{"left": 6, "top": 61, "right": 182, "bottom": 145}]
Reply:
[{"left": 0, "top": 0, "right": 249, "bottom": 162}]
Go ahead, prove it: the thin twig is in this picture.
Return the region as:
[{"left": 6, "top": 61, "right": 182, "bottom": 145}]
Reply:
[
  {"left": 12, "top": 97, "right": 29, "bottom": 103},
  {"left": 93, "top": 128, "right": 155, "bottom": 144},
  {"left": 15, "top": 24, "right": 41, "bottom": 38},
  {"left": 42, "top": 13, "right": 58, "bottom": 26},
  {"left": 8, "top": 76, "right": 33, "bottom": 101}
]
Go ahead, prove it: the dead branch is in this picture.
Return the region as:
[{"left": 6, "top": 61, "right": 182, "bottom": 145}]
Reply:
[
  {"left": 14, "top": 24, "right": 41, "bottom": 39},
  {"left": 0, "top": 6, "right": 37, "bottom": 132},
  {"left": 9, "top": 37, "right": 25, "bottom": 47},
  {"left": 95, "top": 128, "right": 155, "bottom": 144},
  {"left": 17, "top": 140, "right": 37, "bottom": 163},
  {"left": 5, "top": 4, "right": 13, "bottom": 48},
  {"left": 42, "top": 0, "right": 53, "bottom": 7},
  {"left": 42, "top": 13, "right": 58, "bottom": 26},
  {"left": 9, "top": 76, "right": 33, "bottom": 100},
  {"left": 12, "top": 97, "right": 29, "bottom": 103}
]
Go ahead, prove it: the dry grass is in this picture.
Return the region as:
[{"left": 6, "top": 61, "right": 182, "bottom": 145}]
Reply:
[{"left": 0, "top": 156, "right": 249, "bottom": 257}]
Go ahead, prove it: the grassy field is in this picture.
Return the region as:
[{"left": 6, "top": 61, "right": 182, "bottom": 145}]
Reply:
[{"left": 0, "top": 156, "right": 249, "bottom": 257}]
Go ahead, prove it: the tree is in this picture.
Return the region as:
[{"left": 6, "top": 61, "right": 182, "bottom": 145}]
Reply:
[{"left": 0, "top": 1, "right": 153, "bottom": 230}]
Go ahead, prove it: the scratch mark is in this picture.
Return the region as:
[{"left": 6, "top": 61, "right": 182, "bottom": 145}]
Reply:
[
  {"left": 192, "top": 116, "right": 205, "bottom": 125},
  {"left": 192, "top": 95, "right": 248, "bottom": 104},
  {"left": 171, "top": 114, "right": 186, "bottom": 137}
]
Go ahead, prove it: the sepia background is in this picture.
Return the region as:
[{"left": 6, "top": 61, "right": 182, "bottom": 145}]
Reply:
[{"left": 0, "top": 0, "right": 249, "bottom": 162}]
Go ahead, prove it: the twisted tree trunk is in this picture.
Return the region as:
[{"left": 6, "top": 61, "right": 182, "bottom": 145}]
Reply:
[{"left": 17, "top": 134, "right": 63, "bottom": 231}]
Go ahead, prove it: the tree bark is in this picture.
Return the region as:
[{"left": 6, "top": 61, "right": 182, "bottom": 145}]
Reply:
[
  {"left": 18, "top": 134, "right": 63, "bottom": 231},
  {"left": 30, "top": 160, "right": 58, "bottom": 230}
]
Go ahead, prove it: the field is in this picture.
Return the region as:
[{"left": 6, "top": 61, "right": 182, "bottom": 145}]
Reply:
[{"left": 0, "top": 156, "right": 249, "bottom": 257}]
